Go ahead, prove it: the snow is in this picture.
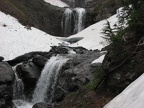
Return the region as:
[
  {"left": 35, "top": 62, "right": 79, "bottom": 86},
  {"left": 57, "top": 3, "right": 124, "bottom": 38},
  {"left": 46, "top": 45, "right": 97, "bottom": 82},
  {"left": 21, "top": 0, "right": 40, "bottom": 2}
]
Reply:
[
  {"left": 104, "top": 73, "right": 144, "bottom": 108},
  {"left": 0, "top": 6, "right": 143, "bottom": 108},
  {"left": 0, "top": 7, "right": 120, "bottom": 60},
  {"left": 59, "top": 14, "right": 119, "bottom": 50},
  {"left": 0, "top": 11, "right": 63, "bottom": 60},
  {"left": 44, "top": 0, "right": 68, "bottom": 7},
  {"left": 91, "top": 54, "right": 105, "bottom": 64}
]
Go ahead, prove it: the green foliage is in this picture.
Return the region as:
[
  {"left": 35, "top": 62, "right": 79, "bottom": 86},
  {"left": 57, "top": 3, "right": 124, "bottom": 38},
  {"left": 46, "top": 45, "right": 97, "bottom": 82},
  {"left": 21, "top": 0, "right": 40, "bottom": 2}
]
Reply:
[
  {"left": 128, "top": 0, "right": 144, "bottom": 42},
  {"left": 102, "top": 19, "right": 126, "bottom": 57},
  {"left": 85, "top": 66, "right": 105, "bottom": 90}
]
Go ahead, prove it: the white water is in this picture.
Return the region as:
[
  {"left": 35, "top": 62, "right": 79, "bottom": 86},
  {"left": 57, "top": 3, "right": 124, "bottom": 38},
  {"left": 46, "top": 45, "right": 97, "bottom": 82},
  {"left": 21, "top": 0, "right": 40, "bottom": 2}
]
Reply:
[
  {"left": 62, "top": 8, "right": 73, "bottom": 36},
  {"left": 13, "top": 72, "right": 24, "bottom": 100},
  {"left": 73, "top": 8, "right": 86, "bottom": 34},
  {"left": 62, "top": 8, "right": 86, "bottom": 36},
  {"left": 13, "top": 55, "right": 69, "bottom": 108},
  {"left": 32, "top": 55, "right": 69, "bottom": 104}
]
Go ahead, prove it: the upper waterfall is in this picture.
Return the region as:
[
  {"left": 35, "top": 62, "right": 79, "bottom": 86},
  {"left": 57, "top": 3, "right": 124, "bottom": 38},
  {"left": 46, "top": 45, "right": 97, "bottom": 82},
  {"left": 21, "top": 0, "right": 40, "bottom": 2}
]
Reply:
[
  {"left": 62, "top": 7, "right": 86, "bottom": 36},
  {"left": 73, "top": 8, "right": 86, "bottom": 34},
  {"left": 62, "top": 8, "right": 73, "bottom": 37}
]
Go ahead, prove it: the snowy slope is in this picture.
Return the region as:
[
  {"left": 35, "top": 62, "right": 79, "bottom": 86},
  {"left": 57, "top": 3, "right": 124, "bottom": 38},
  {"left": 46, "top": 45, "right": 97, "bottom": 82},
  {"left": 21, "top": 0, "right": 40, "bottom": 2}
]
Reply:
[
  {"left": 104, "top": 74, "right": 144, "bottom": 108},
  {"left": 0, "top": 8, "right": 119, "bottom": 60},
  {"left": 44, "top": 0, "right": 68, "bottom": 7},
  {"left": 0, "top": 11, "right": 63, "bottom": 60},
  {"left": 67, "top": 14, "right": 119, "bottom": 50}
]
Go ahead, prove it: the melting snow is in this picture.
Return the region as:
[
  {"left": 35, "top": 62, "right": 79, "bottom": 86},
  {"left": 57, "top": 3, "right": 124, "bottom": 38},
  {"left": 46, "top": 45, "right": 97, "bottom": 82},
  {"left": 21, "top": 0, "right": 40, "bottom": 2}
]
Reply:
[
  {"left": 0, "top": 7, "right": 120, "bottom": 60},
  {"left": 44, "top": 0, "right": 68, "bottom": 7},
  {"left": 91, "top": 54, "right": 105, "bottom": 64},
  {"left": 104, "top": 73, "right": 144, "bottom": 108},
  {"left": 0, "top": 11, "right": 63, "bottom": 60}
]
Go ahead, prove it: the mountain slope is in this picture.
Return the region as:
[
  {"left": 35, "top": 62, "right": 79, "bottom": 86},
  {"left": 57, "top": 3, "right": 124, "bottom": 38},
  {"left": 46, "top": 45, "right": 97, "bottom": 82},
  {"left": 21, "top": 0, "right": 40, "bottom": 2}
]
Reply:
[{"left": 0, "top": 0, "right": 64, "bottom": 36}]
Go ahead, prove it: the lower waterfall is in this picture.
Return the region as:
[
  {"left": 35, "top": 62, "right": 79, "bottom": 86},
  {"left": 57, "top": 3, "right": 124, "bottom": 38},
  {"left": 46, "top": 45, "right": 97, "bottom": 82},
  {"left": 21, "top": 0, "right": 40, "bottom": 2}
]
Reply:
[
  {"left": 13, "top": 55, "right": 69, "bottom": 108},
  {"left": 32, "top": 55, "right": 69, "bottom": 104}
]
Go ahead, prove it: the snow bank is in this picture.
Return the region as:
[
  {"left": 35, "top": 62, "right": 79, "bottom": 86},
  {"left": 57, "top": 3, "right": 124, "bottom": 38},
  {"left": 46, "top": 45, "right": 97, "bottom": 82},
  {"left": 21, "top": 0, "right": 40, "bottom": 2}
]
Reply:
[
  {"left": 0, "top": 11, "right": 63, "bottom": 60},
  {"left": 91, "top": 54, "right": 105, "bottom": 64},
  {"left": 0, "top": 7, "right": 121, "bottom": 60},
  {"left": 67, "top": 14, "right": 118, "bottom": 50},
  {"left": 44, "top": 0, "right": 68, "bottom": 7},
  {"left": 104, "top": 74, "right": 144, "bottom": 108}
]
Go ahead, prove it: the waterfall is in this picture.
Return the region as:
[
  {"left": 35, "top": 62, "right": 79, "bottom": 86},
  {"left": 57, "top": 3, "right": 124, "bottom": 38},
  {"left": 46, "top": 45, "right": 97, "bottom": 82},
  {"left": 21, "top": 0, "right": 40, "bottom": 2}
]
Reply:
[
  {"left": 62, "top": 7, "right": 86, "bottom": 36},
  {"left": 73, "top": 8, "right": 86, "bottom": 34},
  {"left": 12, "top": 55, "right": 69, "bottom": 108},
  {"left": 13, "top": 69, "right": 24, "bottom": 100},
  {"left": 32, "top": 55, "right": 69, "bottom": 104},
  {"left": 62, "top": 8, "right": 73, "bottom": 37}
]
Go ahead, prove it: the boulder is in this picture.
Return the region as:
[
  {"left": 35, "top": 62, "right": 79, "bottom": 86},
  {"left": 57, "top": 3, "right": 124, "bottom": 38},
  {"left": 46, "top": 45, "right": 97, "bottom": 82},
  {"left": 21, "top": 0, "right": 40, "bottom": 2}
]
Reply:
[
  {"left": 0, "top": 56, "right": 4, "bottom": 61},
  {"left": 0, "top": 62, "right": 15, "bottom": 84},
  {"left": 0, "top": 62, "right": 15, "bottom": 107},
  {"left": 52, "top": 50, "right": 102, "bottom": 101},
  {"left": 53, "top": 86, "right": 66, "bottom": 102},
  {"left": 32, "top": 55, "right": 48, "bottom": 68},
  {"left": 7, "top": 52, "right": 48, "bottom": 66},
  {"left": 32, "top": 102, "right": 51, "bottom": 108},
  {"left": 16, "top": 62, "right": 41, "bottom": 91}
]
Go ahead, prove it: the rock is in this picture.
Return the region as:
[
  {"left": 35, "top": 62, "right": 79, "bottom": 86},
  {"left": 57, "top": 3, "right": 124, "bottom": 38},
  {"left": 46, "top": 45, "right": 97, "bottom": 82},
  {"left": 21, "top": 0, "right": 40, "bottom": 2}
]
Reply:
[
  {"left": 49, "top": 46, "right": 69, "bottom": 54},
  {"left": 0, "top": 62, "right": 15, "bottom": 108},
  {"left": 53, "top": 86, "right": 66, "bottom": 102},
  {"left": 62, "top": 51, "right": 102, "bottom": 85},
  {"left": 0, "top": 99, "right": 5, "bottom": 108},
  {"left": 51, "top": 50, "right": 102, "bottom": 102},
  {"left": 32, "top": 55, "right": 48, "bottom": 68},
  {"left": 85, "top": 0, "right": 124, "bottom": 27},
  {"left": 7, "top": 52, "right": 48, "bottom": 66},
  {"left": 0, "top": 56, "right": 4, "bottom": 61},
  {"left": 32, "top": 102, "right": 51, "bottom": 108},
  {"left": 16, "top": 62, "right": 41, "bottom": 91},
  {"left": 0, "top": 62, "right": 15, "bottom": 84}
]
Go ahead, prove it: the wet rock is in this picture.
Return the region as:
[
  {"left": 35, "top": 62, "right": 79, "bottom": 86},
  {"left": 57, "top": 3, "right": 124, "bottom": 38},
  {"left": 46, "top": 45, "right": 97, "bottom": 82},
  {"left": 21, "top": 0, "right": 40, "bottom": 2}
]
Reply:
[
  {"left": 0, "top": 62, "right": 15, "bottom": 84},
  {"left": 49, "top": 46, "right": 69, "bottom": 54},
  {"left": 0, "top": 62, "right": 15, "bottom": 108},
  {"left": 0, "top": 56, "right": 4, "bottom": 62},
  {"left": 7, "top": 52, "right": 48, "bottom": 66},
  {"left": 16, "top": 62, "right": 41, "bottom": 90},
  {"left": 32, "top": 55, "right": 48, "bottom": 68},
  {"left": 53, "top": 86, "right": 66, "bottom": 102},
  {"left": 32, "top": 102, "right": 51, "bottom": 108}
]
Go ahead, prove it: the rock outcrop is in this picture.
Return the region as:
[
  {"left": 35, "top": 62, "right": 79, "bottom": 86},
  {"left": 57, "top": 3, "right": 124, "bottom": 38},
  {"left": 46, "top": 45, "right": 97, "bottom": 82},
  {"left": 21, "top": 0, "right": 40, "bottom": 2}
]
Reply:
[
  {"left": 9, "top": 46, "right": 102, "bottom": 103},
  {"left": 0, "top": 62, "right": 15, "bottom": 108},
  {"left": 33, "top": 102, "right": 51, "bottom": 108}
]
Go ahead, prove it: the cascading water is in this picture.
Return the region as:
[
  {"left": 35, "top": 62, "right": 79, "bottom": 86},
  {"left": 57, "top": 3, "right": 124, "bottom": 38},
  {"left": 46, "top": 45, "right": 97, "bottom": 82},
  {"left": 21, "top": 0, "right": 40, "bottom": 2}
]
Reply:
[
  {"left": 13, "top": 71, "right": 24, "bottom": 100},
  {"left": 62, "top": 7, "right": 86, "bottom": 36},
  {"left": 73, "top": 8, "right": 86, "bottom": 34},
  {"left": 32, "top": 55, "right": 69, "bottom": 104},
  {"left": 62, "top": 8, "right": 73, "bottom": 37},
  {"left": 13, "top": 55, "right": 69, "bottom": 108}
]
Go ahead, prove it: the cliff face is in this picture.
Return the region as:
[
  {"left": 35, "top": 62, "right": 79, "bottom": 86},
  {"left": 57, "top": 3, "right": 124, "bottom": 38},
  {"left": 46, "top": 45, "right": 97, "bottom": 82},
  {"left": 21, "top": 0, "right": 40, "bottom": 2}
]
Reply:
[
  {"left": 85, "top": 0, "right": 124, "bottom": 27},
  {"left": 0, "top": 0, "right": 64, "bottom": 36}
]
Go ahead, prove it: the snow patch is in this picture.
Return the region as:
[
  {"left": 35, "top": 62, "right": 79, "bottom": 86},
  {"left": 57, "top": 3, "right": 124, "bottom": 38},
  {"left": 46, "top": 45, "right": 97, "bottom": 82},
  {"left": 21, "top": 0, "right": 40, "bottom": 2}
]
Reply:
[
  {"left": 91, "top": 54, "right": 105, "bottom": 64},
  {"left": 0, "top": 11, "right": 64, "bottom": 60},
  {"left": 104, "top": 73, "right": 144, "bottom": 108},
  {"left": 44, "top": 0, "right": 68, "bottom": 7}
]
